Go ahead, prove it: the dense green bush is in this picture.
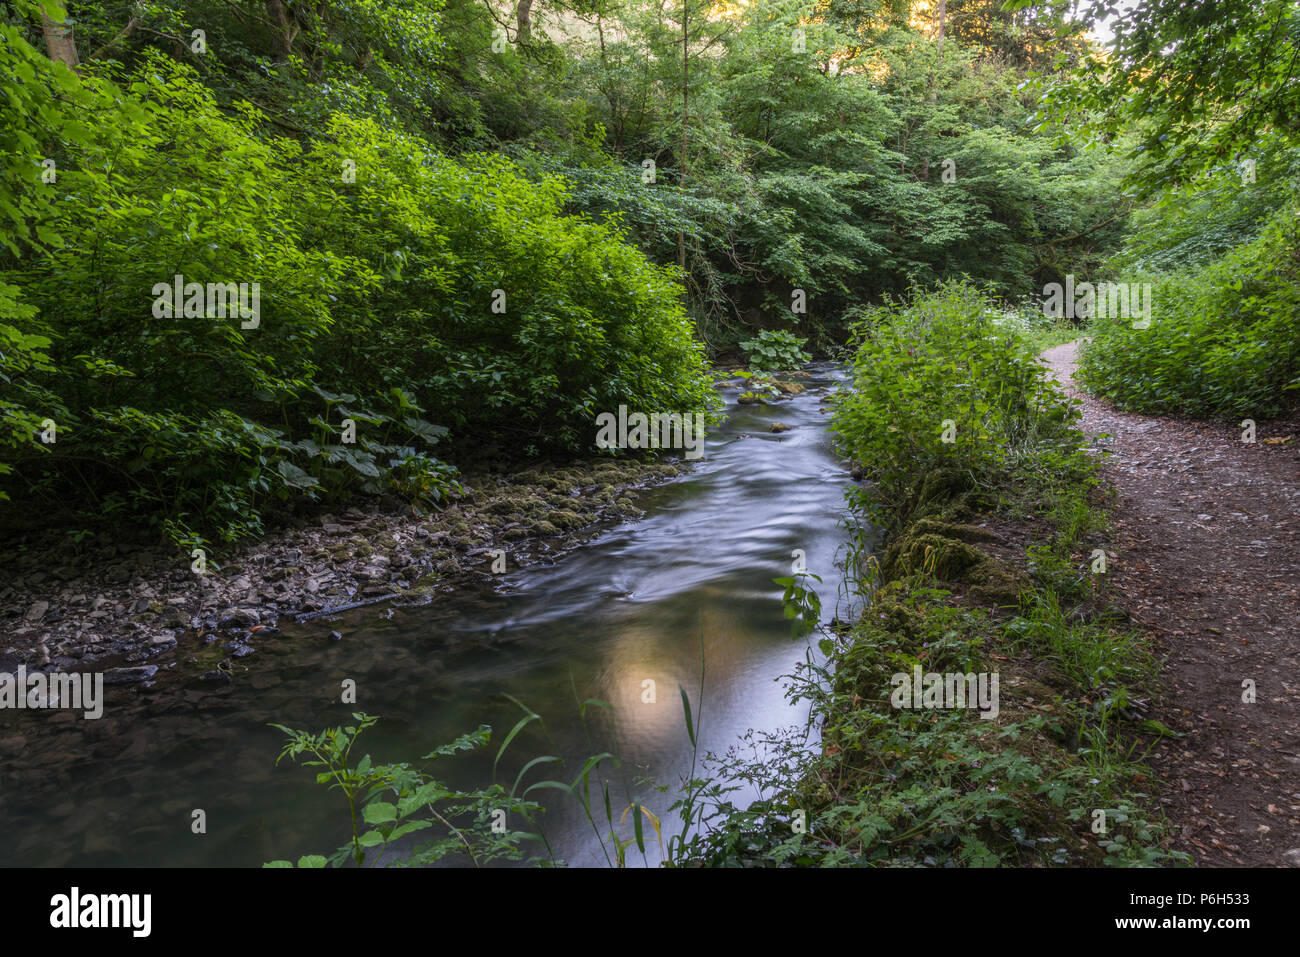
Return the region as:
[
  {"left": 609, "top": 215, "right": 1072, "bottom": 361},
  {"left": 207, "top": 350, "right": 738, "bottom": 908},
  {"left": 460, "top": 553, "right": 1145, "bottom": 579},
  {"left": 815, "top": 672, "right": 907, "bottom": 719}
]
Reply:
[
  {"left": 0, "top": 11, "right": 109, "bottom": 499},
  {"left": 0, "top": 46, "right": 716, "bottom": 547},
  {"left": 831, "top": 282, "right": 1088, "bottom": 530},
  {"left": 302, "top": 115, "right": 717, "bottom": 451},
  {"left": 1078, "top": 206, "right": 1300, "bottom": 418},
  {"left": 1106, "top": 144, "right": 1300, "bottom": 274}
]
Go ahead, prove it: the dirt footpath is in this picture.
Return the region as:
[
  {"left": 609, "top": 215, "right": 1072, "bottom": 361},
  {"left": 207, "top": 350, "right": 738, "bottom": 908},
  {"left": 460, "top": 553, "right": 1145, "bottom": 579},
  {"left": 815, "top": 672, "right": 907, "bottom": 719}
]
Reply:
[{"left": 1039, "top": 341, "right": 1300, "bottom": 867}]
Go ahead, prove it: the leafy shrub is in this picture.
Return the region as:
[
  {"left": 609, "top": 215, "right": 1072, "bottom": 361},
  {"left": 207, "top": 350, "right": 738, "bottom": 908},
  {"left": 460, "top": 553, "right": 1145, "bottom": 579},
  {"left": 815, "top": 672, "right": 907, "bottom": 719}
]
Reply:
[
  {"left": 1078, "top": 206, "right": 1300, "bottom": 417},
  {"left": 739, "top": 329, "right": 812, "bottom": 372},
  {"left": 300, "top": 114, "right": 719, "bottom": 451},
  {"left": 0, "top": 14, "right": 112, "bottom": 499},
  {"left": 0, "top": 51, "right": 717, "bottom": 546},
  {"left": 831, "top": 281, "right": 1089, "bottom": 530}
]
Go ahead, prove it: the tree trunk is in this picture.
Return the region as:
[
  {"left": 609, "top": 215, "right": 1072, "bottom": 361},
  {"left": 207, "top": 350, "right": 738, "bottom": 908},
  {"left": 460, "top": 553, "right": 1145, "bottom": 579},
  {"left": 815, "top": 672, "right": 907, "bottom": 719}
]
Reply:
[
  {"left": 265, "top": 0, "right": 300, "bottom": 59},
  {"left": 39, "top": 0, "right": 80, "bottom": 69},
  {"left": 919, "top": 0, "right": 946, "bottom": 180},
  {"left": 517, "top": 0, "right": 534, "bottom": 41}
]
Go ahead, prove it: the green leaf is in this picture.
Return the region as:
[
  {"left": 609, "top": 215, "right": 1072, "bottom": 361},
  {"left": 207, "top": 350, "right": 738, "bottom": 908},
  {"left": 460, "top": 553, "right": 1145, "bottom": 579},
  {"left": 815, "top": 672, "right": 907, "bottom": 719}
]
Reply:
[
  {"left": 276, "top": 460, "right": 320, "bottom": 489},
  {"left": 363, "top": 801, "right": 398, "bottom": 824},
  {"left": 494, "top": 710, "right": 540, "bottom": 779},
  {"left": 511, "top": 755, "right": 562, "bottom": 803},
  {"left": 632, "top": 802, "right": 645, "bottom": 853},
  {"left": 678, "top": 684, "right": 696, "bottom": 747}
]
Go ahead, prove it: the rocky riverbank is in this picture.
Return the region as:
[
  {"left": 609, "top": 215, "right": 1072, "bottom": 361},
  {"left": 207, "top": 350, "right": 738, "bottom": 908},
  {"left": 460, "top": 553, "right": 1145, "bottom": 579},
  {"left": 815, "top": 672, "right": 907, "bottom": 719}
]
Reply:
[{"left": 0, "top": 458, "right": 686, "bottom": 680}]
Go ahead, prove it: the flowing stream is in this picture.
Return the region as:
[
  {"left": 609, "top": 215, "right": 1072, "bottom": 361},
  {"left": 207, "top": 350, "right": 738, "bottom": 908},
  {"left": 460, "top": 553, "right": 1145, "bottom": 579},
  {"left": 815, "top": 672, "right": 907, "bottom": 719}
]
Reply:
[{"left": 0, "top": 363, "right": 861, "bottom": 867}]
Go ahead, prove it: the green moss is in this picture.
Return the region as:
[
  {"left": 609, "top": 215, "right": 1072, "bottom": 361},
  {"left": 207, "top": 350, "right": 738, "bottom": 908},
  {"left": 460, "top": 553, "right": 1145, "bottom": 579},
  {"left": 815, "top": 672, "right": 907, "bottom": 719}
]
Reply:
[
  {"left": 883, "top": 525, "right": 1027, "bottom": 607},
  {"left": 967, "top": 559, "right": 1029, "bottom": 606},
  {"left": 548, "top": 509, "right": 586, "bottom": 530},
  {"left": 883, "top": 532, "right": 982, "bottom": 580},
  {"left": 906, "top": 518, "right": 1002, "bottom": 544}
]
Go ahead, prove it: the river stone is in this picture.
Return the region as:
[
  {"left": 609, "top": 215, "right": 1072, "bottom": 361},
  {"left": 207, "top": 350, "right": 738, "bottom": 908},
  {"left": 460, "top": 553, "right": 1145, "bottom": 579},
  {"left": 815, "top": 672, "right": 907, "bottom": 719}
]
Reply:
[
  {"left": 159, "top": 606, "right": 186, "bottom": 628},
  {"left": 219, "top": 607, "right": 260, "bottom": 628},
  {"left": 24, "top": 600, "right": 49, "bottom": 621},
  {"left": 103, "top": 665, "right": 158, "bottom": 685}
]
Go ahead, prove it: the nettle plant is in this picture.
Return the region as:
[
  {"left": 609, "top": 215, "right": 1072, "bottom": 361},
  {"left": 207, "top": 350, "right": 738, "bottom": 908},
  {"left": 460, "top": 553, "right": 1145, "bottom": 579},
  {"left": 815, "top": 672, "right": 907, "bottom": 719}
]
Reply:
[
  {"left": 831, "top": 281, "right": 1087, "bottom": 531},
  {"left": 1078, "top": 204, "right": 1300, "bottom": 418},
  {"left": 740, "top": 330, "right": 812, "bottom": 372}
]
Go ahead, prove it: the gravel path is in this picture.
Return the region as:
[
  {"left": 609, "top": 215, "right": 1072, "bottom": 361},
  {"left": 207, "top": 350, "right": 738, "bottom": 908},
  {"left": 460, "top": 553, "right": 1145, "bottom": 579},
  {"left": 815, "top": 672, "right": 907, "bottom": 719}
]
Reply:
[{"left": 1039, "top": 341, "right": 1300, "bottom": 867}]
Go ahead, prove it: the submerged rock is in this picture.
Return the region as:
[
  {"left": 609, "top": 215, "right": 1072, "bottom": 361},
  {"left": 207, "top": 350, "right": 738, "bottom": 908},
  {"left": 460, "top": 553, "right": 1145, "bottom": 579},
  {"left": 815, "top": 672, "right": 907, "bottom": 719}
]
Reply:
[{"left": 103, "top": 665, "right": 158, "bottom": 685}]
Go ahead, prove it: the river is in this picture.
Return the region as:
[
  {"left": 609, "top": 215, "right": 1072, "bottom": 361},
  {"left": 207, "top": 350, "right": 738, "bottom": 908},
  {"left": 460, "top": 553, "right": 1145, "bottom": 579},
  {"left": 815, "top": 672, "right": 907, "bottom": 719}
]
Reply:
[{"left": 0, "top": 363, "right": 860, "bottom": 867}]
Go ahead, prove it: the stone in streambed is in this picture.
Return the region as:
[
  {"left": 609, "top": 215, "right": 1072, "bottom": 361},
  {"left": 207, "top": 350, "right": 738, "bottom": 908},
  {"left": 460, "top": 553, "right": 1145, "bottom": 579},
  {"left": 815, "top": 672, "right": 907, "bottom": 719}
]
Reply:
[
  {"left": 103, "top": 665, "right": 158, "bottom": 685},
  {"left": 218, "top": 607, "right": 260, "bottom": 629}
]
